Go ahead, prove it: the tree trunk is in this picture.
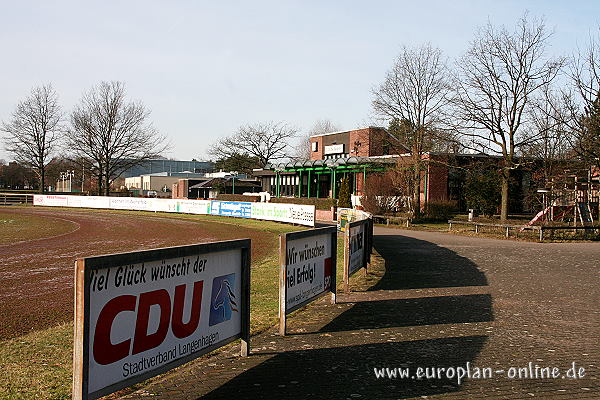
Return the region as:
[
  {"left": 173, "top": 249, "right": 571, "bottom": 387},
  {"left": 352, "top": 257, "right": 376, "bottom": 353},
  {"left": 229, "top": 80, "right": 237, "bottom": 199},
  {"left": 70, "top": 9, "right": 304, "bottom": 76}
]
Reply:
[
  {"left": 105, "top": 174, "right": 111, "bottom": 196},
  {"left": 500, "top": 170, "right": 510, "bottom": 222},
  {"left": 97, "top": 172, "right": 103, "bottom": 196},
  {"left": 413, "top": 158, "right": 421, "bottom": 216},
  {"left": 39, "top": 169, "right": 45, "bottom": 194}
]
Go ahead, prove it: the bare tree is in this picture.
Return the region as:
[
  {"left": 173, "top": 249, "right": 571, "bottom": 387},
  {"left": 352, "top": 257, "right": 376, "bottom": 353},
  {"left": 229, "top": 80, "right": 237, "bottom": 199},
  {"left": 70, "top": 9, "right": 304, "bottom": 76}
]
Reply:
[
  {"left": 563, "top": 28, "right": 600, "bottom": 167},
  {"left": 209, "top": 121, "right": 297, "bottom": 167},
  {"left": 1, "top": 84, "right": 62, "bottom": 193},
  {"left": 451, "top": 14, "right": 563, "bottom": 221},
  {"left": 523, "top": 85, "right": 572, "bottom": 183},
  {"left": 293, "top": 119, "right": 339, "bottom": 161},
  {"left": 65, "top": 81, "right": 167, "bottom": 195},
  {"left": 372, "top": 43, "right": 451, "bottom": 214}
]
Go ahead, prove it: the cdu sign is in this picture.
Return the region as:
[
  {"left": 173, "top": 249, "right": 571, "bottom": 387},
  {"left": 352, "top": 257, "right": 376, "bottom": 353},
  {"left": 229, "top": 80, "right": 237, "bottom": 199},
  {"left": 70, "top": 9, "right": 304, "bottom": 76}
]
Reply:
[{"left": 73, "top": 240, "right": 251, "bottom": 400}]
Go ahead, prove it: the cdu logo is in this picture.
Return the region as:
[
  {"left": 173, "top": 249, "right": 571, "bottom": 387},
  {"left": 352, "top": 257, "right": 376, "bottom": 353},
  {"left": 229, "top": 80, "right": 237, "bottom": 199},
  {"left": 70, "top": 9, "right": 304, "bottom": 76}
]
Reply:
[{"left": 209, "top": 273, "right": 238, "bottom": 326}]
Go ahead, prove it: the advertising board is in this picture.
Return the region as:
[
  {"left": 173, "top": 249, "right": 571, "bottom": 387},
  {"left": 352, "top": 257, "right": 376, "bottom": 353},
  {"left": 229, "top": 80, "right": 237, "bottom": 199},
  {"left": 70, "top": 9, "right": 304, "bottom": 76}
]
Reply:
[
  {"left": 210, "top": 201, "right": 252, "bottom": 218},
  {"left": 251, "top": 202, "right": 315, "bottom": 226},
  {"left": 343, "top": 218, "right": 372, "bottom": 292},
  {"left": 33, "top": 194, "right": 69, "bottom": 207},
  {"left": 33, "top": 195, "right": 314, "bottom": 226},
  {"left": 278, "top": 227, "right": 337, "bottom": 335},
  {"left": 73, "top": 240, "right": 251, "bottom": 400},
  {"left": 174, "top": 199, "right": 211, "bottom": 215}
]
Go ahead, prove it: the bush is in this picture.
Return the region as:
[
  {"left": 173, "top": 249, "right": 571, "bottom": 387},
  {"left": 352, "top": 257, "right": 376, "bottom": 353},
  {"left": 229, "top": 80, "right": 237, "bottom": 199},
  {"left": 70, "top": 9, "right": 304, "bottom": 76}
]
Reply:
[
  {"left": 216, "top": 194, "right": 261, "bottom": 202},
  {"left": 420, "top": 201, "right": 457, "bottom": 222},
  {"left": 337, "top": 177, "right": 352, "bottom": 208},
  {"left": 464, "top": 170, "right": 501, "bottom": 217},
  {"left": 360, "top": 173, "right": 402, "bottom": 215},
  {"left": 270, "top": 196, "right": 336, "bottom": 210}
]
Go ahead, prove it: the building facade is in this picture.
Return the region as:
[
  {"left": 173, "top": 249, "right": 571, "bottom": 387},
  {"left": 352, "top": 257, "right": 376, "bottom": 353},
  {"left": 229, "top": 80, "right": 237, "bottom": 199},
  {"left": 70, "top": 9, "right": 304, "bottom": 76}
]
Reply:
[
  {"left": 253, "top": 127, "right": 538, "bottom": 213},
  {"left": 120, "top": 159, "right": 214, "bottom": 178}
]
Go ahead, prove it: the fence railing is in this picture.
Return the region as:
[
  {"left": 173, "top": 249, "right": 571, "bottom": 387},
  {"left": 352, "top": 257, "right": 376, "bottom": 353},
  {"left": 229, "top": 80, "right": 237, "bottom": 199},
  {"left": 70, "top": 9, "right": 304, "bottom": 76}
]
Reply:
[
  {"left": 0, "top": 193, "right": 34, "bottom": 205},
  {"left": 448, "top": 219, "right": 600, "bottom": 241},
  {"left": 372, "top": 214, "right": 411, "bottom": 227}
]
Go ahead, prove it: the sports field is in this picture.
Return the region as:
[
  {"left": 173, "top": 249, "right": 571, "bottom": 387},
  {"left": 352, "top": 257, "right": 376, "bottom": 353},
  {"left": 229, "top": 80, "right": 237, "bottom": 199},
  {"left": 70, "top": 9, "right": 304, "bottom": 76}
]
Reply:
[
  {"left": 0, "top": 206, "right": 293, "bottom": 340},
  {"left": 0, "top": 205, "right": 313, "bottom": 399}
]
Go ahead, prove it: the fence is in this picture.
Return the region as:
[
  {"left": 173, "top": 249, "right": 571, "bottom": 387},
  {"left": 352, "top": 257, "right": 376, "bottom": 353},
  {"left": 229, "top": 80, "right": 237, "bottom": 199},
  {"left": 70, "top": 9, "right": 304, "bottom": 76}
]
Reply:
[
  {"left": 448, "top": 220, "right": 600, "bottom": 241},
  {"left": 0, "top": 192, "right": 34, "bottom": 205}
]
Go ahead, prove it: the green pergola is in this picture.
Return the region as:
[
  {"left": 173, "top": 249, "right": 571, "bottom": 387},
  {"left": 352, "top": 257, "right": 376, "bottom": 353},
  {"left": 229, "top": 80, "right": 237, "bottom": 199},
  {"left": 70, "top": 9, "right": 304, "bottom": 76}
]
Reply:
[{"left": 267, "top": 157, "right": 393, "bottom": 198}]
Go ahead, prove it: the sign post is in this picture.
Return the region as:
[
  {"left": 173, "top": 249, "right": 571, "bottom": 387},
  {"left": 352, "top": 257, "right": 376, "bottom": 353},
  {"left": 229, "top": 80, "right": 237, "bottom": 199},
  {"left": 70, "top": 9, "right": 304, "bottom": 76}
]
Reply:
[
  {"left": 278, "top": 227, "right": 337, "bottom": 336},
  {"left": 73, "top": 239, "right": 251, "bottom": 400}
]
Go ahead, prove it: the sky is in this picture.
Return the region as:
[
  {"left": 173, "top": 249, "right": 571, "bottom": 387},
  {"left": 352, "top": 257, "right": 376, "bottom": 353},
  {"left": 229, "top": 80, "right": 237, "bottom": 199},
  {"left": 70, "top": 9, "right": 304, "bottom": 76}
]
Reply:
[{"left": 1, "top": 0, "right": 599, "bottom": 162}]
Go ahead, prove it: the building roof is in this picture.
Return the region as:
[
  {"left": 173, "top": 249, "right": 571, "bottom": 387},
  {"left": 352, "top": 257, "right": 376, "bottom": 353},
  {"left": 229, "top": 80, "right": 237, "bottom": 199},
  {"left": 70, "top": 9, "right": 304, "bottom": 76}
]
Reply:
[
  {"left": 308, "top": 126, "right": 387, "bottom": 138},
  {"left": 189, "top": 177, "right": 260, "bottom": 189},
  {"left": 261, "top": 156, "right": 401, "bottom": 171}
]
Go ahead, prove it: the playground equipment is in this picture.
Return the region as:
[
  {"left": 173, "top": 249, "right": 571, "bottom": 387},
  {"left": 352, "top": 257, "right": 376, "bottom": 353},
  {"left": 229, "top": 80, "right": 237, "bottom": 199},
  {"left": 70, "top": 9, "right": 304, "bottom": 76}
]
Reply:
[{"left": 524, "top": 168, "right": 599, "bottom": 228}]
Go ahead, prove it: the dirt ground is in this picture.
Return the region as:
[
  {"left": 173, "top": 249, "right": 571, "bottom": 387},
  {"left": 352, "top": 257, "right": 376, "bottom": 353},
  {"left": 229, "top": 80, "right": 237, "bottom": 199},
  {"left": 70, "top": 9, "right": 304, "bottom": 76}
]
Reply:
[{"left": 0, "top": 207, "right": 274, "bottom": 340}]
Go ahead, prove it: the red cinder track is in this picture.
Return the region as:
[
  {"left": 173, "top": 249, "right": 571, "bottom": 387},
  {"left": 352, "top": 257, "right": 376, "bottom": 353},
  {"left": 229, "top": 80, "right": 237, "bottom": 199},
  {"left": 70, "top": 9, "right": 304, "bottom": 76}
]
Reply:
[{"left": 0, "top": 207, "right": 270, "bottom": 340}]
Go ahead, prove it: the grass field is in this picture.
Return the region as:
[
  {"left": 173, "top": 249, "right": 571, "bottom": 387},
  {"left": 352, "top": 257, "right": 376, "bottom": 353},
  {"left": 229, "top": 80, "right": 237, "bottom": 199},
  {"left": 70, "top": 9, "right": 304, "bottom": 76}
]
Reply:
[
  {"left": 0, "top": 211, "right": 79, "bottom": 245},
  {"left": 0, "top": 208, "right": 359, "bottom": 400}
]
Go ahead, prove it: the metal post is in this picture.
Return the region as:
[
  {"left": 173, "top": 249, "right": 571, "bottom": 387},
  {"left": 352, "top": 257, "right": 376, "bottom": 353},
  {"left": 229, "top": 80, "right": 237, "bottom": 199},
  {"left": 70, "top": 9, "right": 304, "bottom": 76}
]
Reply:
[
  {"left": 330, "top": 229, "right": 337, "bottom": 304},
  {"left": 343, "top": 226, "right": 350, "bottom": 293},
  {"left": 298, "top": 171, "right": 302, "bottom": 197},
  {"left": 505, "top": 226, "right": 509, "bottom": 238},
  {"left": 363, "top": 165, "right": 366, "bottom": 195},
  {"left": 276, "top": 172, "right": 280, "bottom": 198},
  {"left": 317, "top": 173, "right": 320, "bottom": 198},
  {"left": 241, "top": 245, "right": 251, "bottom": 356},
  {"left": 332, "top": 169, "right": 337, "bottom": 198},
  {"left": 278, "top": 234, "right": 287, "bottom": 336},
  {"left": 307, "top": 170, "right": 311, "bottom": 198},
  {"left": 232, "top": 176, "right": 235, "bottom": 195}
]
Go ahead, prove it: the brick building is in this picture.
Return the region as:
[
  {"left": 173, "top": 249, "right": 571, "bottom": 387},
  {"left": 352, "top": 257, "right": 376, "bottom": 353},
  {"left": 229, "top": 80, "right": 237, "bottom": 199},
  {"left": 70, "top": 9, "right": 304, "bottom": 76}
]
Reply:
[
  {"left": 253, "top": 127, "right": 537, "bottom": 212},
  {"left": 254, "top": 127, "right": 416, "bottom": 202}
]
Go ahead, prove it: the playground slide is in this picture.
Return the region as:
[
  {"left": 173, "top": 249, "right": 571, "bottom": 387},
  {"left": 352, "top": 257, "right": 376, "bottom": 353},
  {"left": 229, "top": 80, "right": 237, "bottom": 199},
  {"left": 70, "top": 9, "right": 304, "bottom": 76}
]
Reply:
[{"left": 521, "top": 206, "right": 551, "bottom": 231}]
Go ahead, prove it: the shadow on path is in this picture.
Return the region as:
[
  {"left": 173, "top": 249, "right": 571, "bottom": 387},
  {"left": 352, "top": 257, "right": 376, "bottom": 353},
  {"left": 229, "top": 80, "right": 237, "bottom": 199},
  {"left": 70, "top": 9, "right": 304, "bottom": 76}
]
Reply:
[
  {"left": 200, "top": 233, "right": 492, "bottom": 399},
  {"left": 370, "top": 234, "right": 488, "bottom": 291},
  {"left": 201, "top": 336, "right": 488, "bottom": 400},
  {"left": 319, "top": 294, "right": 492, "bottom": 333}
]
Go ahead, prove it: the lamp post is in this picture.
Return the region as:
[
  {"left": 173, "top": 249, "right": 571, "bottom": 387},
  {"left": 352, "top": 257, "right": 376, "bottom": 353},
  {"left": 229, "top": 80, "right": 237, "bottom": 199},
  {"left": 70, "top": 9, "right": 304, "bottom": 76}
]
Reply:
[
  {"left": 60, "top": 170, "right": 75, "bottom": 192},
  {"left": 59, "top": 172, "right": 66, "bottom": 192},
  {"left": 68, "top": 170, "right": 74, "bottom": 192}
]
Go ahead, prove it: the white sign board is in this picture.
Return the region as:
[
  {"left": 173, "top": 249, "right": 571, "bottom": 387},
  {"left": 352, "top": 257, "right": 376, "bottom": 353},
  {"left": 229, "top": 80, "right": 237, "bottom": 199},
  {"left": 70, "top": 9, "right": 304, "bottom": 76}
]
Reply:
[
  {"left": 278, "top": 226, "right": 337, "bottom": 335},
  {"left": 284, "top": 233, "right": 334, "bottom": 312},
  {"left": 174, "top": 199, "right": 211, "bottom": 215},
  {"left": 348, "top": 222, "right": 365, "bottom": 277},
  {"left": 33, "top": 195, "right": 314, "bottom": 226},
  {"left": 73, "top": 240, "right": 250, "bottom": 400},
  {"left": 252, "top": 202, "right": 315, "bottom": 226},
  {"left": 324, "top": 144, "right": 345, "bottom": 155},
  {"left": 33, "top": 194, "right": 69, "bottom": 207}
]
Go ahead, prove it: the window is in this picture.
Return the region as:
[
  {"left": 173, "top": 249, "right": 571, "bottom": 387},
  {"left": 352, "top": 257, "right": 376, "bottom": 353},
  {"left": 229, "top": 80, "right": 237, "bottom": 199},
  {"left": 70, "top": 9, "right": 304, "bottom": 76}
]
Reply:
[{"left": 311, "top": 142, "right": 318, "bottom": 152}]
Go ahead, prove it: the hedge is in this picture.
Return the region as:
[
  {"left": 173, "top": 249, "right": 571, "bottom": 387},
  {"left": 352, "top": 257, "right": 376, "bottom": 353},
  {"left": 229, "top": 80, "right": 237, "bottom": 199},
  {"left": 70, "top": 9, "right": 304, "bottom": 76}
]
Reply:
[
  {"left": 215, "top": 194, "right": 261, "bottom": 202},
  {"left": 270, "top": 197, "right": 336, "bottom": 210}
]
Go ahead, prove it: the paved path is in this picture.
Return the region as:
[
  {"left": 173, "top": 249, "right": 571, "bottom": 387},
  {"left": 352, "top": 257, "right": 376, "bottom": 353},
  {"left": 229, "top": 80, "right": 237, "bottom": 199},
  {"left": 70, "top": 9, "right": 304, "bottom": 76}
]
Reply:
[{"left": 124, "top": 227, "right": 599, "bottom": 399}]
